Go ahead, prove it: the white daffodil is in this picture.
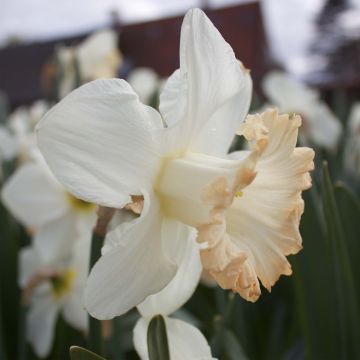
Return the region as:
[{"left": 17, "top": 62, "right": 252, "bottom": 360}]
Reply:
[
  {"left": 19, "top": 241, "right": 88, "bottom": 358},
  {"left": 263, "top": 71, "right": 342, "bottom": 150},
  {"left": 37, "top": 8, "right": 314, "bottom": 320},
  {"left": 127, "top": 67, "right": 160, "bottom": 105},
  {"left": 56, "top": 30, "right": 122, "bottom": 98},
  {"left": 344, "top": 102, "right": 360, "bottom": 177},
  {"left": 1, "top": 159, "right": 96, "bottom": 263},
  {"left": 133, "top": 224, "right": 215, "bottom": 359}
]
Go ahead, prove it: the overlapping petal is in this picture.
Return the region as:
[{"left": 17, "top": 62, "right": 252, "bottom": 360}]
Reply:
[
  {"left": 27, "top": 294, "right": 60, "bottom": 358},
  {"left": 137, "top": 218, "right": 201, "bottom": 317},
  {"left": 37, "top": 79, "right": 165, "bottom": 208},
  {"left": 133, "top": 316, "right": 215, "bottom": 360},
  {"left": 160, "top": 8, "right": 252, "bottom": 156},
  {"left": 84, "top": 191, "right": 177, "bottom": 319}
]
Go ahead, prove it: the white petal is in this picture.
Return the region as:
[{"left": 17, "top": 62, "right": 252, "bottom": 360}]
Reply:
[
  {"left": 27, "top": 295, "right": 59, "bottom": 358},
  {"left": 1, "top": 162, "right": 68, "bottom": 228},
  {"left": 160, "top": 8, "right": 251, "bottom": 155},
  {"left": 77, "top": 30, "right": 121, "bottom": 80},
  {"left": 305, "top": 102, "right": 342, "bottom": 149},
  {"left": 262, "top": 71, "right": 319, "bottom": 111},
  {"left": 0, "top": 126, "right": 19, "bottom": 160},
  {"left": 262, "top": 71, "right": 342, "bottom": 149},
  {"left": 133, "top": 316, "right": 215, "bottom": 360},
  {"left": 37, "top": 79, "right": 164, "bottom": 208},
  {"left": 101, "top": 208, "right": 138, "bottom": 255},
  {"left": 33, "top": 212, "right": 78, "bottom": 264},
  {"left": 18, "top": 246, "right": 42, "bottom": 287},
  {"left": 137, "top": 219, "right": 201, "bottom": 317},
  {"left": 84, "top": 190, "right": 177, "bottom": 319},
  {"left": 62, "top": 289, "right": 88, "bottom": 331}
]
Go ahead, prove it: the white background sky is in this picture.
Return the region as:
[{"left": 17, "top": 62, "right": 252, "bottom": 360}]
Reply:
[
  {"left": 0, "top": 0, "right": 254, "bottom": 46},
  {"left": 2, "top": 0, "right": 359, "bottom": 74}
]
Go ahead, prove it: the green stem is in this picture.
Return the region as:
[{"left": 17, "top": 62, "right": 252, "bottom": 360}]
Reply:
[
  {"left": 88, "top": 233, "right": 104, "bottom": 356},
  {"left": 17, "top": 304, "right": 28, "bottom": 360},
  {"left": 87, "top": 207, "right": 115, "bottom": 356}
]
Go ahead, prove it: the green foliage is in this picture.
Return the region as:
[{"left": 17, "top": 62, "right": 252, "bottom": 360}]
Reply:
[
  {"left": 147, "top": 315, "right": 170, "bottom": 360},
  {"left": 70, "top": 346, "right": 106, "bottom": 360}
]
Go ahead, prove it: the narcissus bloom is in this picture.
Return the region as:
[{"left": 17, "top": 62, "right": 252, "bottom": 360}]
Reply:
[
  {"left": 263, "top": 71, "right": 342, "bottom": 150},
  {"left": 19, "top": 242, "right": 88, "bottom": 357},
  {"left": 37, "top": 9, "right": 314, "bottom": 319}
]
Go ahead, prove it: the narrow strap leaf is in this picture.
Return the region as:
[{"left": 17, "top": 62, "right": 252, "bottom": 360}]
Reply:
[
  {"left": 70, "top": 346, "right": 106, "bottom": 360},
  {"left": 147, "top": 315, "right": 170, "bottom": 360}
]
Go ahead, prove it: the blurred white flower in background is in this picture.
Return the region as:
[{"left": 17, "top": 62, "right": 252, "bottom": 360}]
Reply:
[
  {"left": 1, "top": 159, "right": 96, "bottom": 264},
  {"left": 56, "top": 29, "right": 122, "bottom": 98},
  {"left": 5, "top": 100, "right": 50, "bottom": 163},
  {"left": 344, "top": 103, "right": 360, "bottom": 177},
  {"left": 19, "top": 240, "right": 89, "bottom": 358},
  {"left": 36, "top": 8, "right": 313, "bottom": 320},
  {"left": 127, "top": 67, "right": 161, "bottom": 105},
  {"left": 263, "top": 71, "right": 342, "bottom": 150},
  {"left": 77, "top": 30, "right": 122, "bottom": 81}
]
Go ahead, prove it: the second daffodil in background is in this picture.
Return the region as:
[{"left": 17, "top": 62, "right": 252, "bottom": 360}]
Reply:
[
  {"left": 263, "top": 71, "right": 342, "bottom": 151},
  {"left": 36, "top": 8, "right": 315, "bottom": 319}
]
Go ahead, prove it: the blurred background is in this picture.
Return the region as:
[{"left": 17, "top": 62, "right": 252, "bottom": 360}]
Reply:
[{"left": 1, "top": 0, "right": 360, "bottom": 359}]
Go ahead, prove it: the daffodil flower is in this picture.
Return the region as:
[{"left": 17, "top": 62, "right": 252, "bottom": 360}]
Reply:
[
  {"left": 263, "top": 71, "right": 342, "bottom": 150},
  {"left": 1, "top": 159, "right": 96, "bottom": 263},
  {"left": 19, "top": 242, "right": 88, "bottom": 358},
  {"left": 37, "top": 9, "right": 314, "bottom": 319}
]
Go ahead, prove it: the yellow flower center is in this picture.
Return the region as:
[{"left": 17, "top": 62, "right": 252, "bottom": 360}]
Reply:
[
  {"left": 50, "top": 269, "right": 76, "bottom": 300},
  {"left": 66, "top": 193, "right": 95, "bottom": 213}
]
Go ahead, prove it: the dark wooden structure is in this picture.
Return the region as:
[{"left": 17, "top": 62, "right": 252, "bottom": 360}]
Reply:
[{"left": 0, "top": 2, "right": 269, "bottom": 108}]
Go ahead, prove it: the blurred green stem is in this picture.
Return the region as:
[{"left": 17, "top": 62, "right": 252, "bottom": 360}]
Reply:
[
  {"left": 17, "top": 304, "right": 28, "bottom": 360},
  {"left": 88, "top": 207, "right": 115, "bottom": 356}
]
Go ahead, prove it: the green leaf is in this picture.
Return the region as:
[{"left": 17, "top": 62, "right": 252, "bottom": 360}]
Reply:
[
  {"left": 334, "top": 182, "right": 360, "bottom": 296},
  {"left": 70, "top": 346, "right": 106, "bottom": 360},
  {"left": 147, "top": 315, "right": 170, "bottom": 360},
  {"left": 321, "top": 162, "right": 360, "bottom": 358},
  {"left": 223, "top": 329, "right": 249, "bottom": 360},
  {"left": 88, "top": 233, "right": 105, "bottom": 356}
]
